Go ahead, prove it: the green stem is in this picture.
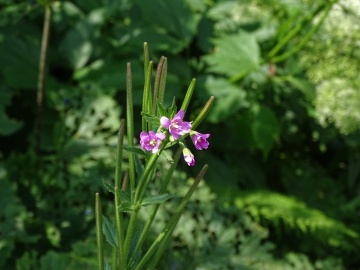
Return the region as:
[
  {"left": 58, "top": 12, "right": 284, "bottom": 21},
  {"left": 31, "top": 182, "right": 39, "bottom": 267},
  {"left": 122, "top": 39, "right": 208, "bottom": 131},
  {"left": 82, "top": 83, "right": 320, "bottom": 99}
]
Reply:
[
  {"left": 192, "top": 96, "right": 214, "bottom": 130},
  {"left": 115, "top": 119, "right": 125, "bottom": 189},
  {"left": 132, "top": 147, "right": 182, "bottom": 257},
  {"left": 123, "top": 207, "right": 139, "bottom": 264},
  {"left": 111, "top": 248, "right": 117, "bottom": 270},
  {"left": 152, "top": 57, "right": 165, "bottom": 115},
  {"left": 134, "top": 165, "right": 209, "bottom": 270},
  {"left": 123, "top": 143, "right": 166, "bottom": 265},
  {"left": 143, "top": 42, "right": 150, "bottom": 78},
  {"left": 153, "top": 56, "right": 167, "bottom": 115},
  {"left": 142, "top": 61, "right": 153, "bottom": 132},
  {"left": 158, "top": 57, "right": 167, "bottom": 106},
  {"left": 134, "top": 142, "right": 166, "bottom": 203},
  {"left": 115, "top": 187, "right": 125, "bottom": 269},
  {"left": 114, "top": 120, "right": 126, "bottom": 269},
  {"left": 180, "top": 78, "right": 196, "bottom": 112},
  {"left": 126, "top": 63, "right": 136, "bottom": 201},
  {"left": 35, "top": 4, "right": 51, "bottom": 156},
  {"left": 95, "top": 193, "right": 104, "bottom": 270}
]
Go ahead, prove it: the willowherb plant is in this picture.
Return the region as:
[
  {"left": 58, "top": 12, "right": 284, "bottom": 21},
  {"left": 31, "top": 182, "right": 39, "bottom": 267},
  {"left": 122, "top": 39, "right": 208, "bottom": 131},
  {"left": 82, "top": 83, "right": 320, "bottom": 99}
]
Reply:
[{"left": 95, "top": 43, "right": 214, "bottom": 270}]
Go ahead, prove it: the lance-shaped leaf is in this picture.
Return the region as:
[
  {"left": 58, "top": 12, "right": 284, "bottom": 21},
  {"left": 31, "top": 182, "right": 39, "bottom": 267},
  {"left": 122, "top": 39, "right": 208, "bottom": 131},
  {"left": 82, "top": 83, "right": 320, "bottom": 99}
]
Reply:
[
  {"left": 102, "top": 179, "right": 115, "bottom": 194},
  {"left": 156, "top": 101, "right": 167, "bottom": 119},
  {"left": 141, "top": 113, "right": 161, "bottom": 127},
  {"left": 102, "top": 215, "right": 117, "bottom": 248},
  {"left": 117, "top": 190, "right": 133, "bottom": 212},
  {"left": 134, "top": 154, "right": 144, "bottom": 180},
  {"left": 141, "top": 193, "right": 174, "bottom": 207}
]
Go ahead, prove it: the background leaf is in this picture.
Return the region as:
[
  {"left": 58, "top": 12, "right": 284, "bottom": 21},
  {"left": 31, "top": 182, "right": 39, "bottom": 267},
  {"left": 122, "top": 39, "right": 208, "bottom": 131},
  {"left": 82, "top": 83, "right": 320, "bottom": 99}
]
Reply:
[{"left": 203, "top": 31, "right": 261, "bottom": 79}]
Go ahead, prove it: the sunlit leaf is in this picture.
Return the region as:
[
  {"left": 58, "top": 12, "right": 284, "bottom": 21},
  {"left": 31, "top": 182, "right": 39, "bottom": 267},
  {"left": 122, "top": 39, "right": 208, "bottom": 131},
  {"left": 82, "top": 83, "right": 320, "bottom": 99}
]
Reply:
[
  {"left": 135, "top": 0, "right": 201, "bottom": 51},
  {"left": 203, "top": 31, "right": 261, "bottom": 79},
  {"left": 60, "top": 20, "right": 93, "bottom": 70}
]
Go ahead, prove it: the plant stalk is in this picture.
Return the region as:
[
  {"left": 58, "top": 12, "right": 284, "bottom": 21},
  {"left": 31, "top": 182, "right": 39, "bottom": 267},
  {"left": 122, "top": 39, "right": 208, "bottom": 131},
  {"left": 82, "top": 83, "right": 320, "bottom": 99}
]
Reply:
[
  {"left": 135, "top": 164, "right": 209, "bottom": 270},
  {"left": 35, "top": 4, "right": 51, "bottom": 155},
  {"left": 126, "top": 63, "right": 136, "bottom": 200},
  {"left": 95, "top": 193, "right": 104, "bottom": 270}
]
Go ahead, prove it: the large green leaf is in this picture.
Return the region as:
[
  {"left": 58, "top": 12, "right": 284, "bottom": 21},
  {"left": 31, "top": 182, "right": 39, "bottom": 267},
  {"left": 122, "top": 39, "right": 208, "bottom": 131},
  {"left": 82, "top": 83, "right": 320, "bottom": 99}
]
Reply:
[
  {"left": 203, "top": 31, "right": 261, "bottom": 80},
  {"left": 135, "top": 0, "right": 201, "bottom": 50},
  {"left": 60, "top": 20, "right": 93, "bottom": 70},
  {"left": 250, "top": 105, "right": 280, "bottom": 157},
  {"left": 0, "top": 36, "right": 39, "bottom": 88},
  {"left": 40, "top": 251, "right": 69, "bottom": 270},
  {"left": 236, "top": 104, "right": 279, "bottom": 157},
  {"left": 0, "top": 89, "right": 22, "bottom": 136}
]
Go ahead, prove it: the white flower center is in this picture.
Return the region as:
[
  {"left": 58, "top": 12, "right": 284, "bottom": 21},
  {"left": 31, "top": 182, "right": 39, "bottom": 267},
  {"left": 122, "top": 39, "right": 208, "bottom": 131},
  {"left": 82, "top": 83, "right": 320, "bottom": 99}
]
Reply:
[{"left": 150, "top": 139, "right": 156, "bottom": 146}]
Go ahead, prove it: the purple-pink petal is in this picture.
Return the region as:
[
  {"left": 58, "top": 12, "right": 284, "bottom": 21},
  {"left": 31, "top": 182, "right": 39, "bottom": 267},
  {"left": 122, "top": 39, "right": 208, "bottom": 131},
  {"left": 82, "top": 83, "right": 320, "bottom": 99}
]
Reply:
[
  {"left": 183, "top": 148, "right": 195, "bottom": 166},
  {"left": 161, "top": 110, "right": 191, "bottom": 140},
  {"left": 191, "top": 132, "right": 210, "bottom": 150},
  {"left": 173, "top": 110, "right": 185, "bottom": 121},
  {"left": 160, "top": 117, "right": 171, "bottom": 129},
  {"left": 156, "top": 132, "right": 166, "bottom": 140},
  {"left": 140, "top": 131, "right": 149, "bottom": 140},
  {"left": 179, "top": 122, "right": 191, "bottom": 134},
  {"left": 184, "top": 154, "right": 195, "bottom": 166},
  {"left": 139, "top": 131, "right": 165, "bottom": 153}
]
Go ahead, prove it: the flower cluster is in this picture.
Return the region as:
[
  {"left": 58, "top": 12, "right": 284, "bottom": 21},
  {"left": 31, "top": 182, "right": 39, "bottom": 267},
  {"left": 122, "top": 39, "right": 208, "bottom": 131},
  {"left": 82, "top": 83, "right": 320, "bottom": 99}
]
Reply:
[{"left": 139, "top": 110, "right": 210, "bottom": 166}]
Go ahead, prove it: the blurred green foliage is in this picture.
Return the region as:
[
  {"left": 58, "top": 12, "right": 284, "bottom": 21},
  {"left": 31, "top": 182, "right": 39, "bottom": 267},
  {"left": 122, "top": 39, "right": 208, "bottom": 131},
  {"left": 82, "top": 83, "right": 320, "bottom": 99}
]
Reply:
[{"left": 1, "top": 0, "right": 360, "bottom": 269}]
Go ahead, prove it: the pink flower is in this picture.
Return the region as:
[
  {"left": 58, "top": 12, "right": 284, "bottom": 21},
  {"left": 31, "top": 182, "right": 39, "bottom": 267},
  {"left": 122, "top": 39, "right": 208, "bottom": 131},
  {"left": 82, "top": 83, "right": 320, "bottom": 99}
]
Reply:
[
  {"left": 160, "top": 110, "right": 191, "bottom": 140},
  {"left": 140, "top": 131, "right": 165, "bottom": 153},
  {"left": 191, "top": 131, "right": 210, "bottom": 150},
  {"left": 182, "top": 148, "right": 195, "bottom": 166}
]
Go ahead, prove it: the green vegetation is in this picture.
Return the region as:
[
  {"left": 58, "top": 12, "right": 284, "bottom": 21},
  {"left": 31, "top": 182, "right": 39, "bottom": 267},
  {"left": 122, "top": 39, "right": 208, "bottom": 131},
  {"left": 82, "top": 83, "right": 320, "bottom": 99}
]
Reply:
[{"left": 1, "top": 0, "right": 360, "bottom": 269}]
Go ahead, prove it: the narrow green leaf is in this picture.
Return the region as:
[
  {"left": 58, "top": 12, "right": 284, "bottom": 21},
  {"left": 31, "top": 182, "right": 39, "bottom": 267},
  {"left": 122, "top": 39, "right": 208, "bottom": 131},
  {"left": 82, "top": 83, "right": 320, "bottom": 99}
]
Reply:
[
  {"left": 117, "top": 189, "right": 133, "bottom": 212},
  {"left": 134, "top": 154, "right": 144, "bottom": 180},
  {"left": 156, "top": 101, "right": 167, "bottom": 118},
  {"left": 102, "top": 215, "right": 118, "bottom": 248},
  {"left": 118, "top": 201, "right": 134, "bottom": 212},
  {"left": 160, "top": 151, "right": 174, "bottom": 164},
  {"left": 102, "top": 179, "right": 115, "bottom": 194},
  {"left": 142, "top": 113, "right": 160, "bottom": 126},
  {"left": 180, "top": 78, "right": 196, "bottom": 112},
  {"left": 141, "top": 193, "right": 174, "bottom": 207},
  {"left": 119, "top": 189, "right": 131, "bottom": 202},
  {"left": 168, "top": 97, "right": 177, "bottom": 117}
]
